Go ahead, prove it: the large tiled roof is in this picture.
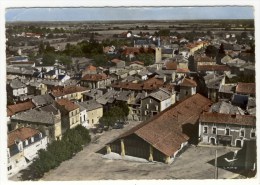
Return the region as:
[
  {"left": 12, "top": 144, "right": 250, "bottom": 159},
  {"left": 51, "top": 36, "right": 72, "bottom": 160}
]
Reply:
[
  {"left": 165, "top": 61, "right": 177, "bottom": 70},
  {"left": 197, "top": 65, "right": 230, "bottom": 72},
  {"left": 236, "top": 82, "right": 255, "bottom": 95},
  {"left": 9, "top": 79, "right": 27, "bottom": 89},
  {"left": 32, "top": 94, "right": 54, "bottom": 106},
  {"left": 210, "top": 101, "right": 245, "bottom": 115},
  {"left": 8, "top": 127, "right": 40, "bottom": 147},
  {"left": 148, "top": 89, "right": 171, "bottom": 101},
  {"left": 110, "top": 93, "right": 212, "bottom": 157},
  {"left": 7, "top": 101, "right": 35, "bottom": 116},
  {"left": 78, "top": 100, "right": 102, "bottom": 111},
  {"left": 51, "top": 85, "right": 88, "bottom": 97},
  {"left": 56, "top": 98, "right": 79, "bottom": 111},
  {"left": 11, "top": 109, "right": 57, "bottom": 125},
  {"left": 111, "top": 77, "right": 164, "bottom": 91},
  {"left": 81, "top": 73, "right": 109, "bottom": 82},
  {"left": 200, "top": 112, "right": 255, "bottom": 126},
  {"left": 180, "top": 78, "right": 197, "bottom": 87}
]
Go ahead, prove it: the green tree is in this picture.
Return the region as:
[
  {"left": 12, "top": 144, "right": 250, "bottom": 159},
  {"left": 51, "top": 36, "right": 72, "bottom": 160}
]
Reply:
[
  {"left": 136, "top": 53, "right": 155, "bottom": 66},
  {"left": 42, "top": 53, "right": 56, "bottom": 66}
]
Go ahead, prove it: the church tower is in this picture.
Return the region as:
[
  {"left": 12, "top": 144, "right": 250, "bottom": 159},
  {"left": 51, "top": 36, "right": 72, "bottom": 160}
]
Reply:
[{"left": 155, "top": 37, "right": 162, "bottom": 63}]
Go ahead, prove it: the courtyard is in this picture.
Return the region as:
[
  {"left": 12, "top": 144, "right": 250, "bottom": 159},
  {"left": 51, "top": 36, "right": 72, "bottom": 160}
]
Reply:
[{"left": 10, "top": 121, "right": 246, "bottom": 181}]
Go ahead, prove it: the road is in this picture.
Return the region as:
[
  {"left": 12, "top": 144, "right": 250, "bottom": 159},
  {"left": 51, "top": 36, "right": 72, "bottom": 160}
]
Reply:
[{"left": 10, "top": 121, "right": 243, "bottom": 181}]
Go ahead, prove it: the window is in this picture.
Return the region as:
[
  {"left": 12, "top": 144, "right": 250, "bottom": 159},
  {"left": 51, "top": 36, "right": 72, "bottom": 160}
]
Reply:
[
  {"left": 150, "top": 99, "right": 153, "bottom": 103},
  {"left": 146, "top": 104, "right": 149, "bottom": 109},
  {"left": 25, "top": 140, "right": 28, "bottom": 146},
  {"left": 203, "top": 126, "right": 208, "bottom": 134},
  {"left": 251, "top": 130, "right": 256, "bottom": 138},
  {"left": 145, "top": 111, "right": 147, "bottom": 115},
  {"left": 225, "top": 128, "right": 230, "bottom": 136},
  {"left": 240, "top": 129, "right": 245, "bottom": 137},
  {"left": 92, "top": 119, "right": 94, "bottom": 124},
  {"left": 155, "top": 105, "right": 159, "bottom": 111},
  {"left": 31, "top": 137, "right": 34, "bottom": 143},
  {"left": 212, "top": 127, "right": 217, "bottom": 134},
  {"left": 8, "top": 166, "right": 12, "bottom": 171}
]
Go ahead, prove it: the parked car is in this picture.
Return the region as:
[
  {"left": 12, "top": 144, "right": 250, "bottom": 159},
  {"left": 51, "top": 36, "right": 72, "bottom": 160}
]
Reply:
[{"left": 112, "top": 123, "right": 124, "bottom": 129}]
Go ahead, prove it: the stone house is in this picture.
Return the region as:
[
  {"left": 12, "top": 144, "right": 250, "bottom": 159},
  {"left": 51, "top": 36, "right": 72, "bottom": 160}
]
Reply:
[
  {"left": 199, "top": 112, "right": 256, "bottom": 147},
  {"left": 80, "top": 73, "right": 111, "bottom": 89},
  {"left": 10, "top": 108, "right": 62, "bottom": 141},
  {"left": 55, "top": 98, "right": 80, "bottom": 133},
  {"left": 7, "top": 127, "right": 48, "bottom": 177},
  {"left": 141, "top": 88, "right": 176, "bottom": 121},
  {"left": 179, "top": 78, "right": 197, "bottom": 101},
  {"left": 50, "top": 85, "right": 89, "bottom": 101},
  {"left": 7, "top": 79, "right": 28, "bottom": 99},
  {"left": 77, "top": 100, "right": 103, "bottom": 128}
]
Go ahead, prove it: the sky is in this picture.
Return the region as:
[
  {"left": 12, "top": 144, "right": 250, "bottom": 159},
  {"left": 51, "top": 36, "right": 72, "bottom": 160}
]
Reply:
[{"left": 5, "top": 6, "right": 254, "bottom": 22}]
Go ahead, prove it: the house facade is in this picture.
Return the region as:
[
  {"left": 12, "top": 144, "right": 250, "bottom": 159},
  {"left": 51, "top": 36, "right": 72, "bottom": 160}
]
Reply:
[
  {"left": 199, "top": 112, "right": 256, "bottom": 147},
  {"left": 10, "top": 109, "right": 62, "bottom": 141},
  {"left": 55, "top": 98, "right": 80, "bottom": 133},
  {"left": 7, "top": 127, "right": 48, "bottom": 177},
  {"left": 78, "top": 100, "right": 103, "bottom": 128},
  {"left": 141, "top": 89, "right": 176, "bottom": 121},
  {"left": 80, "top": 73, "right": 111, "bottom": 89}
]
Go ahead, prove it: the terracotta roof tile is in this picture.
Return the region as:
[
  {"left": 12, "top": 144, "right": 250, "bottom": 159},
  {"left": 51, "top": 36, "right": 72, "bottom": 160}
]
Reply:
[
  {"left": 200, "top": 112, "right": 255, "bottom": 126},
  {"left": 165, "top": 61, "right": 177, "bottom": 70},
  {"left": 7, "top": 101, "right": 35, "bottom": 116},
  {"left": 180, "top": 78, "right": 197, "bottom": 87},
  {"left": 111, "top": 94, "right": 212, "bottom": 156},
  {"left": 197, "top": 65, "right": 230, "bottom": 71},
  {"left": 85, "top": 65, "right": 97, "bottom": 71},
  {"left": 56, "top": 98, "right": 79, "bottom": 111},
  {"left": 51, "top": 85, "right": 88, "bottom": 97},
  {"left": 236, "top": 82, "right": 255, "bottom": 95},
  {"left": 8, "top": 127, "right": 40, "bottom": 147},
  {"left": 81, "top": 73, "right": 109, "bottom": 82}
]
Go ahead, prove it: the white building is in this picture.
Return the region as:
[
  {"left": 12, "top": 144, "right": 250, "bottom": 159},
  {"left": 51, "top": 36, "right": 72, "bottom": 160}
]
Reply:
[{"left": 7, "top": 127, "right": 48, "bottom": 177}]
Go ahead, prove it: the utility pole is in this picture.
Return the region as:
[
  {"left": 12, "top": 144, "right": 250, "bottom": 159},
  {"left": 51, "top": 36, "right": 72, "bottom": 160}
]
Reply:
[{"left": 215, "top": 150, "right": 218, "bottom": 179}]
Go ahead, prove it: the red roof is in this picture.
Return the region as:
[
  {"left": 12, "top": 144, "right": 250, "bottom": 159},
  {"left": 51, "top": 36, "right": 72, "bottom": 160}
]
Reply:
[
  {"left": 165, "top": 61, "right": 177, "bottom": 70},
  {"left": 130, "top": 61, "right": 144, "bottom": 66},
  {"left": 51, "top": 85, "right": 88, "bottom": 97},
  {"left": 110, "top": 94, "right": 212, "bottom": 157},
  {"left": 111, "top": 58, "right": 122, "bottom": 63},
  {"left": 200, "top": 112, "right": 255, "bottom": 126},
  {"left": 236, "top": 82, "right": 255, "bottom": 95},
  {"left": 180, "top": 78, "right": 197, "bottom": 87},
  {"left": 85, "top": 65, "right": 97, "bottom": 71},
  {"left": 81, "top": 73, "right": 109, "bottom": 82},
  {"left": 111, "top": 77, "right": 164, "bottom": 91},
  {"left": 56, "top": 98, "right": 79, "bottom": 111},
  {"left": 176, "top": 68, "right": 190, "bottom": 73},
  {"left": 8, "top": 127, "right": 40, "bottom": 147},
  {"left": 197, "top": 65, "right": 230, "bottom": 71},
  {"left": 7, "top": 101, "right": 35, "bottom": 117}
]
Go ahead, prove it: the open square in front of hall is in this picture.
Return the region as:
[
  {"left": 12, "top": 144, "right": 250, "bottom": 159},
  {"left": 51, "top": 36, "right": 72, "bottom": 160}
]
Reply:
[{"left": 24, "top": 122, "right": 246, "bottom": 180}]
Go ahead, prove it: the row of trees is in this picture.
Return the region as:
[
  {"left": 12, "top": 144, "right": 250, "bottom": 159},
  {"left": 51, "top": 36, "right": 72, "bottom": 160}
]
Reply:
[
  {"left": 99, "top": 102, "right": 129, "bottom": 127},
  {"left": 20, "top": 125, "right": 91, "bottom": 180}
]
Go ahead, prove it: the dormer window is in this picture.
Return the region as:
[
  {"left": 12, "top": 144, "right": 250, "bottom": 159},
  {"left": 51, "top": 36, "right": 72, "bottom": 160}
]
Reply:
[
  {"left": 31, "top": 137, "right": 34, "bottom": 143},
  {"left": 25, "top": 139, "right": 28, "bottom": 146}
]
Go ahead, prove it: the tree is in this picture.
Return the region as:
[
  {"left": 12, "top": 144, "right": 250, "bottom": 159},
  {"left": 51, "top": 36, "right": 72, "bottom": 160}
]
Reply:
[
  {"left": 42, "top": 53, "right": 56, "bottom": 66},
  {"left": 205, "top": 45, "right": 218, "bottom": 58},
  {"left": 137, "top": 53, "right": 155, "bottom": 66}
]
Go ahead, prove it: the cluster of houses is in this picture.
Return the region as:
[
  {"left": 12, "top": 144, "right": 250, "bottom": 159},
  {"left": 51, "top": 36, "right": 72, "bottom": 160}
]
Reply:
[{"left": 6, "top": 28, "right": 256, "bottom": 176}]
